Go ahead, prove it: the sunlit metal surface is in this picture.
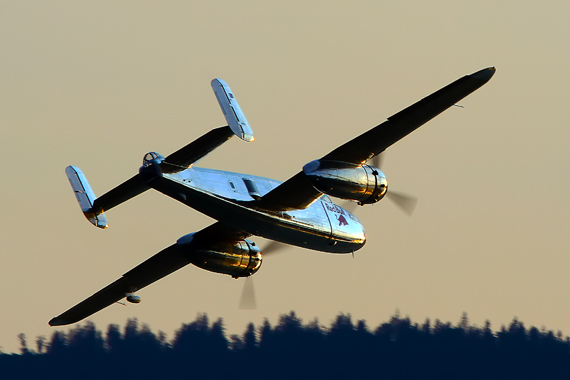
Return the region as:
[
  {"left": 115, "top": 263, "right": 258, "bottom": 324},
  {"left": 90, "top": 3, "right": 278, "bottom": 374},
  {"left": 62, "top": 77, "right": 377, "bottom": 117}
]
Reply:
[
  {"left": 65, "top": 166, "right": 108, "bottom": 228},
  {"left": 140, "top": 162, "right": 366, "bottom": 254},
  {"left": 211, "top": 78, "right": 254, "bottom": 142},
  {"left": 177, "top": 234, "right": 262, "bottom": 278},
  {"left": 303, "top": 159, "right": 387, "bottom": 204}
]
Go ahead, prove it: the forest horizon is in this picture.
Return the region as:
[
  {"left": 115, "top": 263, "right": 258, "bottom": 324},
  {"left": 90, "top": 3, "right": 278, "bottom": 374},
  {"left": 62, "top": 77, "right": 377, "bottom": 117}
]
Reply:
[{"left": 2, "top": 311, "right": 570, "bottom": 379}]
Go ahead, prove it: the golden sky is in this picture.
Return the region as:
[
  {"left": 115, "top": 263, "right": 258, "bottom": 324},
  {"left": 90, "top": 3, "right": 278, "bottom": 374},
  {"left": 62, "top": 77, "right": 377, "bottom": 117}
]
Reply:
[{"left": 1, "top": 1, "right": 569, "bottom": 352}]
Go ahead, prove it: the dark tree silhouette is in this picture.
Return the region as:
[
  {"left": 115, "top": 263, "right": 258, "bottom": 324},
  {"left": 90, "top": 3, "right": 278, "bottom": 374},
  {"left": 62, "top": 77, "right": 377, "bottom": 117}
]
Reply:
[{"left": 3, "top": 312, "right": 570, "bottom": 380}]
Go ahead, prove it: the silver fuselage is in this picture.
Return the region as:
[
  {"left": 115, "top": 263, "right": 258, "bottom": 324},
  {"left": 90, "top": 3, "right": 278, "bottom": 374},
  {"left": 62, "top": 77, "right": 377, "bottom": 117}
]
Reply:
[{"left": 141, "top": 162, "right": 366, "bottom": 254}]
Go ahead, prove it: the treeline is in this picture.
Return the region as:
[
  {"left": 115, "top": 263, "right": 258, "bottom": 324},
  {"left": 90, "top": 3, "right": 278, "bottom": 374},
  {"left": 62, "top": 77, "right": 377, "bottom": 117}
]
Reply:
[{"left": 2, "top": 312, "right": 570, "bottom": 379}]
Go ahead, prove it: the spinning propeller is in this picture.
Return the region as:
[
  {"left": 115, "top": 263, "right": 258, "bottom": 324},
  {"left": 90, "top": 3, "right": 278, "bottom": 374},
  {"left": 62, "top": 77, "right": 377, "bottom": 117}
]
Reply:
[
  {"left": 341, "top": 153, "right": 417, "bottom": 215},
  {"left": 239, "top": 240, "right": 288, "bottom": 310},
  {"left": 239, "top": 153, "right": 417, "bottom": 310},
  {"left": 372, "top": 153, "right": 418, "bottom": 216}
]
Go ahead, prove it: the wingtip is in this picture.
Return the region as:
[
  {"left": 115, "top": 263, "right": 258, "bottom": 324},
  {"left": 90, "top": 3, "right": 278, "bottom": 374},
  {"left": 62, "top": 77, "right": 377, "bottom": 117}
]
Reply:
[
  {"left": 49, "top": 317, "right": 69, "bottom": 327},
  {"left": 471, "top": 67, "right": 496, "bottom": 82},
  {"left": 211, "top": 78, "right": 226, "bottom": 87}
]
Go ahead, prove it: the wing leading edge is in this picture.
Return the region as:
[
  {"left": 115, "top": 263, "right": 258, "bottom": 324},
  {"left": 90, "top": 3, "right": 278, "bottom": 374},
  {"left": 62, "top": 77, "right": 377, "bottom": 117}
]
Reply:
[{"left": 257, "top": 67, "right": 495, "bottom": 211}]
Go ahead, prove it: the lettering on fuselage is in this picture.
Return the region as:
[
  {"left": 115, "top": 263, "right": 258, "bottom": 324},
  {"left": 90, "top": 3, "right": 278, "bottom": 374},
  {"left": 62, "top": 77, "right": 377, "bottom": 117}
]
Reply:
[
  {"left": 323, "top": 202, "right": 350, "bottom": 226},
  {"left": 324, "top": 202, "right": 345, "bottom": 215}
]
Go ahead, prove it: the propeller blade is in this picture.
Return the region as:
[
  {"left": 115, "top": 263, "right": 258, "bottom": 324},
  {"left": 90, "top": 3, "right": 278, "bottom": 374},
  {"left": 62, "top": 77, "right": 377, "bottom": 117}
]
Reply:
[
  {"left": 239, "top": 240, "right": 291, "bottom": 310},
  {"left": 370, "top": 152, "right": 418, "bottom": 216},
  {"left": 387, "top": 190, "right": 418, "bottom": 216},
  {"left": 239, "top": 277, "right": 256, "bottom": 310}
]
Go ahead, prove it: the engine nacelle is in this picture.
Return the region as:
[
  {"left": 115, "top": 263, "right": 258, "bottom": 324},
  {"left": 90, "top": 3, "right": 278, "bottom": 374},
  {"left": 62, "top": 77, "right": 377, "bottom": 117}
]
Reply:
[
  {"left": 177, "top": 234, "right": 262, "bottom": 278},
  {"left": 303, "top": 159, "right": 388, "bottom": 205}
]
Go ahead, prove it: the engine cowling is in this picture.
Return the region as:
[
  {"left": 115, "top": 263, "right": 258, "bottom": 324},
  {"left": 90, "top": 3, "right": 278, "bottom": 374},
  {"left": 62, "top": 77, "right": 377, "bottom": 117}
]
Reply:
[
  {"left": 303, "top": 159, "right": 388, "bottom": 205},
  {"left": 176, "top": 234, "right": 262, "bottom": 278}
]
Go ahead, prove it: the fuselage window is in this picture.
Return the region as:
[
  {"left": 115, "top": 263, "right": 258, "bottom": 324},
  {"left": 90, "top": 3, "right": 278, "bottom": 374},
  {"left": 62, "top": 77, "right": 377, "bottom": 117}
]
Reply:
[{"left": 229, "top": 181, "right": 237, "bottom": 192}]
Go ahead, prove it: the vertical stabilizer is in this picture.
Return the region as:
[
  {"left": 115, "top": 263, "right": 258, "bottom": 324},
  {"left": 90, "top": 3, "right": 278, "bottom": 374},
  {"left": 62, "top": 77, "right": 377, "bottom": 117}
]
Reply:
[
  {"left": 65, "top": 166, "right": 108, "bottom": 228},
  {"left": 211, "top": 78, "right": 254, "bottom": 142}
]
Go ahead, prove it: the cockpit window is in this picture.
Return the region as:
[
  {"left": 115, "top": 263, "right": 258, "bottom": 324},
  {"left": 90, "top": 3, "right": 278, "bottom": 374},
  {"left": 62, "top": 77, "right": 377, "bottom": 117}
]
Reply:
[{"left": 320, "top": 195, "right": 333, "bottom": 203}]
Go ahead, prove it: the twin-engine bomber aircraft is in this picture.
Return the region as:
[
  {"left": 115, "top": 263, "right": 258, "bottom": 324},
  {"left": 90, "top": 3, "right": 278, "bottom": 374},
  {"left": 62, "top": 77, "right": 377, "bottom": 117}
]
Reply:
[{"left": 49, "top": 67, "right": 495, "bottom": 326}]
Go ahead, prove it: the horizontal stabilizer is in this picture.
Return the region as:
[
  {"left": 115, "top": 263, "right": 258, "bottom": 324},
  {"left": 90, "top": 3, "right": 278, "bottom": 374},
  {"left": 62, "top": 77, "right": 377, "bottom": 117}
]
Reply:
[
  {"left": 91, "top": 174, "right": 150, "bottom": 214},
  {"left": 161, "top": 126, "right": 234, "bottom": 172},
  {"left": 211, "top": 78, "right": 254, "bottom": 142},
  {"left": 65, "top": 166, "right": 108, "bottom": 228}
]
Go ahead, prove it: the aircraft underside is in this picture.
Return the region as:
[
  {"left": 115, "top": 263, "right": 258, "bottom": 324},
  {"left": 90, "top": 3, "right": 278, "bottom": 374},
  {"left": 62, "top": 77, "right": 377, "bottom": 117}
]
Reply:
[{"left": 141, "top": 162, "right": 366, "bottom": 254}]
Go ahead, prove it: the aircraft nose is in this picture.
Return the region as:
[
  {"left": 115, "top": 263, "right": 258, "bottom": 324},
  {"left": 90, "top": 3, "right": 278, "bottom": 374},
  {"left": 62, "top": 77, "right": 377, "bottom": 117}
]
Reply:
[
  {"left": 356, "top": 223, "right": 366, "bottom": 247},
  {"left": 345, "top": 211, "right": 367, "bottom": 249}
]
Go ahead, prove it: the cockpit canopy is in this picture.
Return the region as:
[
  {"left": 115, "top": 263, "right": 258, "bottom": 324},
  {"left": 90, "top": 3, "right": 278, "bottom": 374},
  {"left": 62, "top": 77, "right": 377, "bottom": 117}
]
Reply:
[{"left": 143, "top": 152, "right": 165, "bottom": 167}]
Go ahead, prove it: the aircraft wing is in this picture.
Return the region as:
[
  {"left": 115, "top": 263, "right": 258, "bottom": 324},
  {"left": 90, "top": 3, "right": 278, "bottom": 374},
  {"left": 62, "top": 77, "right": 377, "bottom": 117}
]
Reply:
[
  {"left": 321, "top": 67, "right": 496, "bottom": 164},
  {"left": 48, "top": 222, "right": 250, "bottom": 326},
  {"left": 257, "top": 67, "right": 495, "bottom": 211}
]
